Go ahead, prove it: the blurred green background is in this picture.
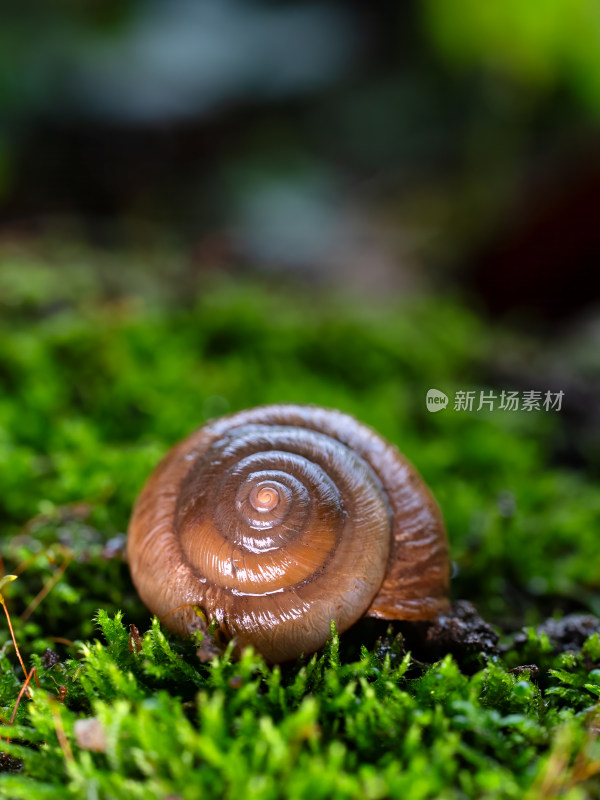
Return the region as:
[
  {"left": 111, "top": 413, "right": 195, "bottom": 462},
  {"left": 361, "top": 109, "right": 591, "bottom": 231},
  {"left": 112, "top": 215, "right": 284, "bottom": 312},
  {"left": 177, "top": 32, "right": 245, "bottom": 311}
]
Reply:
[
  {"left": 1, "top": 0, "right": 600, "bottom": 318},
  {"left": 0, "top": 0, "right": 599, "bottom": 636}
]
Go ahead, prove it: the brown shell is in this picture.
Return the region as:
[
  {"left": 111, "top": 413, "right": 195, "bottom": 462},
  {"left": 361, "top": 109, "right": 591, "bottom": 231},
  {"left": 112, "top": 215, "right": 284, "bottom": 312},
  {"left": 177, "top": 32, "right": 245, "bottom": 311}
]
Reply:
[{"left": 127, "top": 404, "right": 450, "bottom": 662}]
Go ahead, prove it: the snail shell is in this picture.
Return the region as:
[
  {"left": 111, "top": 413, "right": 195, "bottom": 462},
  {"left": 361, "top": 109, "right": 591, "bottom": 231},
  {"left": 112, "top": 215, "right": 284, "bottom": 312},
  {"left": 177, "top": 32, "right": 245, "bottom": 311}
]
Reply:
[{"left": 127, "top": 404, "right": 449, "bottom": 663}]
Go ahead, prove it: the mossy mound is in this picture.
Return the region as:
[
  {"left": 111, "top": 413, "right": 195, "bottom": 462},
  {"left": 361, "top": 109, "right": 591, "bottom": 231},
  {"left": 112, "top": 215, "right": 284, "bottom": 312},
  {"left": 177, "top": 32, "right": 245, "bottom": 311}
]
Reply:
[{"left": 0, "top": 245, "right": 598, "bottom": 799}]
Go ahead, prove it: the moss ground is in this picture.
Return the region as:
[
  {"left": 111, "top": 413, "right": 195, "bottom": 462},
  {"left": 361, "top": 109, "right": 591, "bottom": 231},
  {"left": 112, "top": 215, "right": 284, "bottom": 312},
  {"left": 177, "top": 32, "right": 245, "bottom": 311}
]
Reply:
[{"left": 0, "top": 245, "right": 599, "bottom": 799}]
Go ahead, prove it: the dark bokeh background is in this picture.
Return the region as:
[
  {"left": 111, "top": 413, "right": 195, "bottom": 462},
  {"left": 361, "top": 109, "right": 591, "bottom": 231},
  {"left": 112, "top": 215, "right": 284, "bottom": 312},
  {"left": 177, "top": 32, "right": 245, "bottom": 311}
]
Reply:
[{"left": 2, "top": 0, "right": 600, "bottom": 323}]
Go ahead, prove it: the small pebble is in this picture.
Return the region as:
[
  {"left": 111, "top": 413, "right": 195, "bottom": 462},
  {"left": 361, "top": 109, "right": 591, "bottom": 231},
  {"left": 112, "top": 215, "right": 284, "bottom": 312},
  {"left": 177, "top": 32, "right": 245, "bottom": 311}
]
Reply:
[{"left": 74, "top": 717, "right": 107, "bottom": 753}]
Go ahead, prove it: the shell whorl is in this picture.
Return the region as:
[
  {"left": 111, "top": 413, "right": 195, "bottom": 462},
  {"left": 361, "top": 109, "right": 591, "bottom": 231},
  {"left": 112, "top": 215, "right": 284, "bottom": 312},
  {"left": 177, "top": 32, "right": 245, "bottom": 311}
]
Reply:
[{"left": 127, "top": 405, "right": 450, "bottom": 662}]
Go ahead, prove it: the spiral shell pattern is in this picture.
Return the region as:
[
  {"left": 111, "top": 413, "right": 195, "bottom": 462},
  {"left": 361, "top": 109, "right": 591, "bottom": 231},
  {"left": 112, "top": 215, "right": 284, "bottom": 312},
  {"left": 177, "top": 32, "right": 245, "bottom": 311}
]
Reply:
[{"left": 127, "top": 405, "right": 449, "bottom": 662}]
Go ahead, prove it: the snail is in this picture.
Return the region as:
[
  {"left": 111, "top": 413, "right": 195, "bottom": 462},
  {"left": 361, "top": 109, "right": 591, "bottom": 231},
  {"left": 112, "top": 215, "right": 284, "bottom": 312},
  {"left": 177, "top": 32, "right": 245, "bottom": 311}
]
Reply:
[{"left": 127, "top": 404, "right": 450, "bottom": 663}]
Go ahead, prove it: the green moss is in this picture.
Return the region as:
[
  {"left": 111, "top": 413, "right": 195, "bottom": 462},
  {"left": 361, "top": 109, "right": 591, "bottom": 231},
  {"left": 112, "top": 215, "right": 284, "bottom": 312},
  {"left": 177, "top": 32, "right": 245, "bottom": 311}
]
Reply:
[
  {"left": 2, "top": 613, "right": 599, "bottom": 799},
  {"left": 0, "top": 246, "right": 599, "bottom": 798}
]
